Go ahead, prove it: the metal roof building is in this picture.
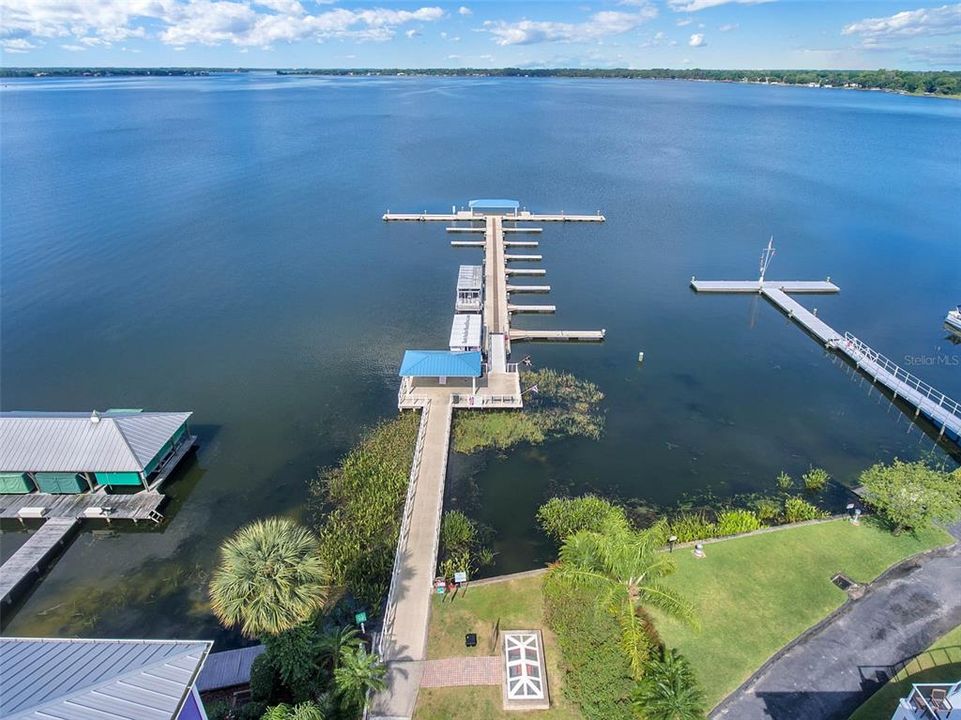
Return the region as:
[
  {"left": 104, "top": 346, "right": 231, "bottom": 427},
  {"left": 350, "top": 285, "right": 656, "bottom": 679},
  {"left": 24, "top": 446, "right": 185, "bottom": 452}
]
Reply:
[
  {"left": 196, "top": 644, "right": 265, "bottom": 693},
  {"left": 0, "top": 637, "right": 212, "bottom": 720},
  {"left": 399, "top": 350, "right": 482, "bottom": 378},
  {"left": 468, "top": 199, "right": 520, "bottom": 214},
  {"left": 0, "top": 410, "right": 194, "bottom": 494},
  {"left": 449, "top": 314, "right": 483, "bottom": 352},
  {"left": 455, "top": 265, "right": 483, "bottom": 313}
]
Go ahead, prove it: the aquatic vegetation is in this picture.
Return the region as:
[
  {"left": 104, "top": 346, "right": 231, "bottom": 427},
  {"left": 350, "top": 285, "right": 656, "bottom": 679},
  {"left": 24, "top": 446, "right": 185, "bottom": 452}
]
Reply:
[
  {"left": 783, "top": 496, "right": 829, "bottom": 523},
  {"left": 537, "top": 495, "right": 630, "bottom": 543},
  {"left": 308, "top": 412, "right": 419, "bottom": 607},
  {"left": 452, "top": 368, "right": 604, "bottom": 454},
  {"left": 802, "top": 467, "right": 831, "bottom": 493},
  {"left": 715, "top": 509, "right": 762, "bottom": 537},
  {"left": 776, "top": 471, "right": 794, "bottom": 492},
  {"left": 437, "top": 510, "right": 493, "bottom": 580},
  {"left": 669, "top": 512, "right": 718, "bottom": 543}
]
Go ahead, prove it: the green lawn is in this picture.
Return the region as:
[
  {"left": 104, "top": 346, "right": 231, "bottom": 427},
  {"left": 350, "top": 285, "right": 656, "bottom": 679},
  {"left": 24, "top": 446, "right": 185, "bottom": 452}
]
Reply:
[
  {"left": 652, "top": 519, "right": 953, "bottom": 709},
  {"left": 414, "top": 574, "right": 583, "bottom": 720},
  {"left": 849, "top": 625, "right": 961, "bottom": 720}
]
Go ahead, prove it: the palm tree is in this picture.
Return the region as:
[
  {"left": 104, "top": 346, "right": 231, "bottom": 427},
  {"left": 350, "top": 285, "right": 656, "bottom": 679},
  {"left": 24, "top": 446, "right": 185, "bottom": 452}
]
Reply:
[
  {"left": 633, "top": 648, "right": 706, "bottom": 720},
  {"left": 552, "top": 519, "right": 697, "bottom": 678},
  {"left": 334, "top": 645, "right": 387, "bottom": 710},
  {"left": 262, "top": 701, "right": 326, "bottom": 720},
  {"left": 317, "top": 625, "right": 360, "bottom": 672},
  {"left": 209, "top": 517, "right": 329, "bottom": 637}
]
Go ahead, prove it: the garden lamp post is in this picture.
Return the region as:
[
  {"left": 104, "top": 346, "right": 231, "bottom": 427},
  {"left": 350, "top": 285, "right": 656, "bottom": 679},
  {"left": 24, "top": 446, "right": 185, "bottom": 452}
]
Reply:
[{"left": 668, "top": 535, "right": 678, "bottom": 553}]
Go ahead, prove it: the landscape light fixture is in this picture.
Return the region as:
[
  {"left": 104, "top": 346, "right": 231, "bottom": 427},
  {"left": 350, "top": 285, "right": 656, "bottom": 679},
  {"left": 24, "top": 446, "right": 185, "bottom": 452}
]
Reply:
[{"left": 668, "top": 534, "right": 678, "bottom": 553}]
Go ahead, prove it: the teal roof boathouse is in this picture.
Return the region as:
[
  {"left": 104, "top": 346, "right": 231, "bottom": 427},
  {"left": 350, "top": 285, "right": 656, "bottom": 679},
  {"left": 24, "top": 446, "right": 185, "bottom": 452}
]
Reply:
[
  {"left": 0, "top": 410, "right": 194, "bottom": 494},
  {"left": 399, "top": 350, "right": 482, "bottom": 378}
]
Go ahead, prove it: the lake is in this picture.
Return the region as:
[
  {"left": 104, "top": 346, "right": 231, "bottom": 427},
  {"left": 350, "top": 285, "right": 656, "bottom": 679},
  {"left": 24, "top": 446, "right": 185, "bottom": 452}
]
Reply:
[{"left": 1, "top": 73, "right": 959, "bottom": 645}]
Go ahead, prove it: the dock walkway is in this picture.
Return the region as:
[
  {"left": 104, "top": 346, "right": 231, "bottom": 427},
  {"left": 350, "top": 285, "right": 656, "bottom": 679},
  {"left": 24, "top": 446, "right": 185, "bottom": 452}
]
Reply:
[
  {"left": 370, "top": 400, "right": 453, "bottom": 720},
  {"left": 692, "top": 277, "right": 960, "bottom": 445},
  {"left": 0, "top": 518, "right": 79, "bottom": 605}
]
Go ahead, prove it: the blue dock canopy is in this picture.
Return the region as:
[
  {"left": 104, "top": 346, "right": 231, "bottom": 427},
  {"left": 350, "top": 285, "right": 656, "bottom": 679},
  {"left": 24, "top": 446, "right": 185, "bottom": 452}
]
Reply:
[
  {"left": 469, "top": 199, "right": 520, "bottom": 211},
  {"left": 399, "top": 350, "right": 482, "bottom": 378}
]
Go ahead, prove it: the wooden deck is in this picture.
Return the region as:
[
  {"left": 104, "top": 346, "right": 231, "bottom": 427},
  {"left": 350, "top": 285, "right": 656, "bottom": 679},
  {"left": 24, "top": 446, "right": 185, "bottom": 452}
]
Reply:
[
  {"left": 509, "top": 329, "right": 606, "bottom": 341},
  {"left": 383, "top": 211, "right": 604, "bottom": 222},
  {"left": 0, "top": 517, "right": 79, "bottom": 605},
  {"left": 509, "top": 304, "right": 556, "bottom": 314},
  {"left": 0, "top": 490, "right": 166, "bottom": 521},
  {"left": 506, "top": 284, "right": 551, "bottom": 293}
]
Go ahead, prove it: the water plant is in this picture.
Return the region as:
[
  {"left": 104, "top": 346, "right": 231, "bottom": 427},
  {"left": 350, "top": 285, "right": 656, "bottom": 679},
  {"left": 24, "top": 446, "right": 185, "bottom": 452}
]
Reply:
[
  {"left": 670, "top": 512, "right": 717, "bottom": 543},
  {"left": 784, "top": 496, "right": 828, "bottom": 523},
  {"left": 802, "top": 467, "right": 830, "bottom": 494},
  {"left": 716, "top": 509, "right": 762, "bottom": 536},
  {"left": 776, "top": 471, "right": 794, "bottom": 492},
  {"left": 537, "top": 494, "right": 630, "bottom": 542}
]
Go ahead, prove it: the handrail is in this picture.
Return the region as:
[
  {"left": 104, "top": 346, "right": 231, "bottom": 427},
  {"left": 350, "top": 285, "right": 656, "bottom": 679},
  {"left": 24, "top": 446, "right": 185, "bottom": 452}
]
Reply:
[
  {"left": 377, "top": 400, "right": 431, "bottom": 657},
  {"left": 841, "top": 332, "right": 961, "bottom": 419}
]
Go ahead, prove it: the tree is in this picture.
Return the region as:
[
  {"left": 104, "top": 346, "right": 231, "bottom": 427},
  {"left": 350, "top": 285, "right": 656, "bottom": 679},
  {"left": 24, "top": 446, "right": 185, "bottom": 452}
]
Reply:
[
  {"left": 860, "top": 459, "right": 961, "bottom": 534},
  {"left": 552, "top": 520, "right": 697, "bottom": 678},
  {"left": 261, "top": 702, "right": 325, "bottom": 720},
  {"left": 633, "top": 648, "right": 706, "bottom": 720},
  {"left": 209, "top": 517, "right": 329, "bottom": 637},
  {"left": 316, "top": 625, "right": 361, "bottom": 672},
  {"left": 333, "top": 645, "right": 387, "bottom": 711}
]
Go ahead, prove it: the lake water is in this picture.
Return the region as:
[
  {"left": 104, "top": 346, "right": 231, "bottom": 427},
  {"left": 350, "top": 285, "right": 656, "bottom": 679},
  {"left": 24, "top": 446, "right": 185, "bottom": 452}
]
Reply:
[{"left": 1, "top": 74, "right": 959, "bottom": 645}]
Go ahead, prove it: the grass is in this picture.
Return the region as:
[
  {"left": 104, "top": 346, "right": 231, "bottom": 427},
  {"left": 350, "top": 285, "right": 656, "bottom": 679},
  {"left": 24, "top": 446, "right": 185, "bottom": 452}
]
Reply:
[
  {"left": 452, "top": 411, "right": 544, "bottom": 454},
  {"left": 849, "top": 624, "right": 961, "bottom": 720},
  {"left": 652, "top": 518, "right": 954, "bottom": 709},
  {"left": 414, "top": 574, "right": 583, "bottom": 720}
]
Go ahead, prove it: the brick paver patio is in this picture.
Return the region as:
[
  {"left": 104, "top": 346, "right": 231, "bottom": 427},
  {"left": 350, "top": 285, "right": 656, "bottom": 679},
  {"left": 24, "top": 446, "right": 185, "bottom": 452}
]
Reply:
[{"left": 420, "top": 656, "right": 503, "bottom": 688}]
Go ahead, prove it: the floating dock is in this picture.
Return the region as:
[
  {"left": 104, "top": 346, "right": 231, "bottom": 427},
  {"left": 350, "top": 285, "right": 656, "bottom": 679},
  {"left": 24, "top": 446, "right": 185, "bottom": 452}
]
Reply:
[
  {"left": 508, "top": 329, "right": 606, "bottom": 342},
  {"left": 691, "top": 252, "right": 960, "bottom": 445}
]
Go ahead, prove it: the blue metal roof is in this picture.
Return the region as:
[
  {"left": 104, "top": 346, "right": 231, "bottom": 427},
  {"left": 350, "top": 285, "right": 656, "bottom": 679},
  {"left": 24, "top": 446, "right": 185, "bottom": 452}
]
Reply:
[
  {"left": 399, "top": 350, "right": 482, "bottom": 378},
  {"left": 469, "top": 199, "right": 520, "bottom": 210}
]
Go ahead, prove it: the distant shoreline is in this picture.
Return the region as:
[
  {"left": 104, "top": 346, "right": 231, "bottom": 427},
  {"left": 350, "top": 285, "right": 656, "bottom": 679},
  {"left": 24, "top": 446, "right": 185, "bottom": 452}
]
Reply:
[{"left": 2, "top": 67, "right": 959, "bottom": 100}]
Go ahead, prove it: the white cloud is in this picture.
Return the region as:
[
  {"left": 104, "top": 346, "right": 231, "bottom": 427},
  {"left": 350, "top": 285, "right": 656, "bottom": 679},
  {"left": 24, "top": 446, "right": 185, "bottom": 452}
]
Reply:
[
  {"left": 447, "top": 53, "right": 460, "bottom": 59},
  {"left": 1, "top": 36, "right": 40, "bottom": 52},
  {"left": 677, "top": 18, "right": 693, "bottom": 26},
  {"left": 405, "top": 28, "right": 420, "bottom": 38},
  {"left": 719, "top": 22, "right": 738, "bottom": 31},
  {"left": 61, "top": 43, "right": 86, "bottom": 50},
  {"left": 688, "top": 32, "right": 706, "bottom": 46},
  {"left": 842, "top": 3, "right": 961, "bottom": 39},
  {"left": 0, "top": 0, "right": 446, "bottom": 49},
  {"left": 654, "top": 31, "right": 666, "bottom": 40},
  {"left": 479, "top": 53, "right": 494, "bottom": 60},
  {"left": 458, "top": 5, "right": 472, "bottom": 15},
  {"left": 486, "top": 6, "right": 657, "bottom": 46},
  {"left": 907, "top": 42, "right": 961, "bottom": 65},
  {"left": 668, "top": 0, "right": 772, "bottom": 12}
]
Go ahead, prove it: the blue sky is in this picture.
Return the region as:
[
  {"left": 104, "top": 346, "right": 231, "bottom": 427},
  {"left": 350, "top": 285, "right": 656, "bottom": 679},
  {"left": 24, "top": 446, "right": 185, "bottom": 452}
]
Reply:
[{"left": 1, "top": 1, "right": 959, "bottom": 69}]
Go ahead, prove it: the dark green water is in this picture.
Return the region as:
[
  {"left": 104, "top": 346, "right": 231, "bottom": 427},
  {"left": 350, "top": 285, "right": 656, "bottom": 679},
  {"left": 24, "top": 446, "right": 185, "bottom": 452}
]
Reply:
[{"left": 1, "top": 74, "right": 958, "bottom": 644}]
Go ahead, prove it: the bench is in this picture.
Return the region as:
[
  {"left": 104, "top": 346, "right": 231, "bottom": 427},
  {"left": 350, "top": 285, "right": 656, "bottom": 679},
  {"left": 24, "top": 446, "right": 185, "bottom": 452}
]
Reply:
[{"left": 17, "top": 507, "right": 47, "bottom": 519}]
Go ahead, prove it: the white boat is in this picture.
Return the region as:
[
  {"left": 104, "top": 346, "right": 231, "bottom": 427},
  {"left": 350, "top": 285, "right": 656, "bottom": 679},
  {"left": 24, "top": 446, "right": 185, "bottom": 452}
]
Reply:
[{"left": 946, "top": 306, "right": 961, "bottom": 334}]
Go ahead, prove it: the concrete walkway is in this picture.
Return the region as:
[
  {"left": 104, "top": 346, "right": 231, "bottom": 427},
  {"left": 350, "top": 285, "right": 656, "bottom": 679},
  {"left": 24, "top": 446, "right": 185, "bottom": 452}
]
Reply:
[
  {"left": 713, "top": 525, "right": 961, "bottom": 720},
  {"left": 369, "top": 402, "right": 453, "bottom": 720}
]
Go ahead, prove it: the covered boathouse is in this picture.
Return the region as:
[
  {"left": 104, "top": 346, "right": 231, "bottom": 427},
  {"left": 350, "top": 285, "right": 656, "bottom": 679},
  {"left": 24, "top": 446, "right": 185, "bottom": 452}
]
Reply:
[
  {"left": 0, "top": 410, "right": 195, "bottom": 494},
  {"left": 468, "top": 198, "right": 520, "bottom": 217}
]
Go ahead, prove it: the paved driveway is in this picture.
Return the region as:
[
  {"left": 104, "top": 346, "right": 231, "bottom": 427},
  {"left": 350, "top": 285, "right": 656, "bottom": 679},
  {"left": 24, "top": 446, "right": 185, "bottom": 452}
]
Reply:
[{"left": 712, "top": 524, "right": 961, "bottom": 720}]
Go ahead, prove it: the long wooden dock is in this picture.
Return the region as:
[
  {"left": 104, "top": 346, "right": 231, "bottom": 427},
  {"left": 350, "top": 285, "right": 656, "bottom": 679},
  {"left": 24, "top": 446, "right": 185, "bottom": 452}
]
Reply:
[
  {"left": 376, "top": 202, "right": 607, "bottom": 718},
  {"left": 509, "top": 329, "right": 606, "bottom": 341},
  {"left": 692, "top": 276, "right": 960, "bottom": 445},
  {"left": 0, "top": 490, "right": 166, "bottom": 521},
  {"left": 0, "top": 518, "right": 79, "bottom": 605}
]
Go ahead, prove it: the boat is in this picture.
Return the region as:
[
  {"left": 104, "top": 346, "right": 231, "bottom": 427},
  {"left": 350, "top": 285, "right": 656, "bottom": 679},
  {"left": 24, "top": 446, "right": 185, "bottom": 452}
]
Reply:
[{"left": 946, "top": 306, "right": 961, "bottom": 334}]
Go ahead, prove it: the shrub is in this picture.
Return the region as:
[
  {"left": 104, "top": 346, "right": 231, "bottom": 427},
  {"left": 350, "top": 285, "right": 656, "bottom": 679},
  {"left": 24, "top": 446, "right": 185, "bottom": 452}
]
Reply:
[
  {"left": 802, "top": 467, "right": 830, "bottom": 493},
  {"left": 753, "top": 497, "right": 782, "bottom": 524},
  {"left": 543, "top": 574, "right": 635, "bottom": 720},
  {"left": 437, "top": 511, "right": 493, "bottom": 580},
  {"left": 716, "top": 509, "right": 762, "bottom": 536},
  {"left": 784, "top": 496, "right": 828, "bottom": 523},
  {"left": 860, "top": 459, "right": 961, "bottom": 534},
  {"left": 776, "top": 471, "right": 794, "bottom": 492},
  {"left": 633, "top": 647, "right": 706, "bottom": 720},
  {"left": 309, "top": 412, "right": 419, "bottom": 607},
  {"left": 249, "top": 652, "right": 280, "bottom": 704},
  {"left": 670, "top": 512, "right": 717, "bottom": 543},
  {"left": 537, "top": 495, "right": 631, "bottom": 542},
  {"left": 203, "top": 701, "right": 231, "bottom": 720},
  {"left": 233, "top": 703, "right": 265, "bottom": 720}
]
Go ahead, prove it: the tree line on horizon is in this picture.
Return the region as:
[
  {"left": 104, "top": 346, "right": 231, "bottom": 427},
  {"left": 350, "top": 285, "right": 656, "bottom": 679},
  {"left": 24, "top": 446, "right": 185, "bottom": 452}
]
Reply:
[{"left": 3, "top": 66, "right": 959, "bottom": 96}]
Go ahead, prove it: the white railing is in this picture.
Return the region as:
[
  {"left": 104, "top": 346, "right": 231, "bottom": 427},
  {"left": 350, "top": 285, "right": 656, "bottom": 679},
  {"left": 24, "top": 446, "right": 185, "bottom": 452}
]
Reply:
[
  {"left": 451, "top": 393, "right": 522, "bottom": 408},
  {"left": 377, "top": 400, "right": 431, "bottom": 657},
  {"left": 841, "top": 332, "right": 961, "bottom": 419}
]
